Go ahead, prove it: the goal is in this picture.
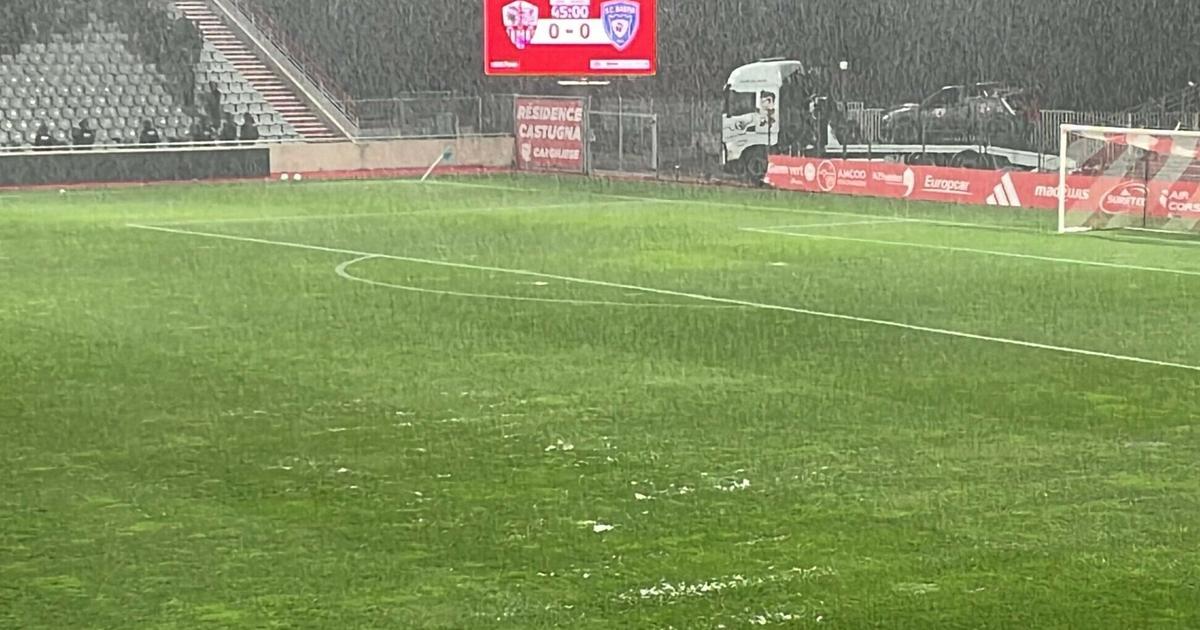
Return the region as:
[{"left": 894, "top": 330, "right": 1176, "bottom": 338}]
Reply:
[{"left": 1058, "top": 124, "right": 1200, "bottom": 234}]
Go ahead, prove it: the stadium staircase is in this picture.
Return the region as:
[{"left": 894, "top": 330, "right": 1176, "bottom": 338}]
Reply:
[{"left": 173, "top": 0, "right": 336, "bottom": 139}]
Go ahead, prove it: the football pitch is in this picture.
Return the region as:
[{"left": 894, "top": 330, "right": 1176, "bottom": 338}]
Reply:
[{"left": 3, "top": 175, "right": 1199, "bottom": 628}]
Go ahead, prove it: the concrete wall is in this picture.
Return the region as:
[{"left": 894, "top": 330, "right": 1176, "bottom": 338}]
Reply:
[{"left": 268, "top": 136, "right": 514, "bottom": 176}]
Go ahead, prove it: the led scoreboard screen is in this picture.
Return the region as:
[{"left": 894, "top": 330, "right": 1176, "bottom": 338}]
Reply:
[{"left": 484, "top": 0, "right": 657, "bottom": 76}]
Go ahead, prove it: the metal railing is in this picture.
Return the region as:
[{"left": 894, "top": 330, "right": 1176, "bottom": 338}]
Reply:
[
  {"left": 351, "top": 96, "right": 483, "bottom": 138},
  {"left": 1036, "top": 110, "right": 1200, "bottom": 156},
  {"left": 223, "top": 0, "right": 360, "bottom": 126}
]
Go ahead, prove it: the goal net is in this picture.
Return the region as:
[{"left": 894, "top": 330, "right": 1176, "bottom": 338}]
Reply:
[{"left": 1058, "top": 124, "right": 1200, "bottom": 234}]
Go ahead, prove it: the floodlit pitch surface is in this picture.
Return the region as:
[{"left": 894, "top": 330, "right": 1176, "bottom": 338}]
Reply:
[{"left": 3, "top": 175, "right": 1200, "bottom": 629}]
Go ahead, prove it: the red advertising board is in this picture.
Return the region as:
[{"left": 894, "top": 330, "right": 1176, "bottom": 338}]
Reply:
[
  {"left": 514, "top": 96, "right": 586, "bottom": 173},
  {"left": 484, "top": 0, "right": 657, "bottom": 76},
  {"left": 764, "top": 155, "right": 1200, "bottom": 219}
]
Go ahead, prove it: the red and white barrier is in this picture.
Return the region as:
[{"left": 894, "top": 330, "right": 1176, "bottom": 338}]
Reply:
[{"left": 764, "top": 155, "right": 1200, "bottom": 218}]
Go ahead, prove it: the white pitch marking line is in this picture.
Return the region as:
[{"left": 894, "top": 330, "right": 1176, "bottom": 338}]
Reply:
[
  {"left": 126, "top": 223, "right": 1200, "bottom": 373},
  {"left": 335, "top": 255, "right": 742, "bottom": 310},
  {"left": 762, "top": 219, "right": 911, "bottom": 230},
  {"left": 151, "top": 200, "right": 631, "bottom": 226},
  {"left": 1091, "top": 232, "right": 1200, "bottom": 248},
  {"left": 594, "top": 193, "right": 1049, "bottom": 234},
  {"left": 743, "top": 227, "right": 1200, "bottom": 278},
  {"left": 413, "top": 180, "right": 542, "bottom": 193}
]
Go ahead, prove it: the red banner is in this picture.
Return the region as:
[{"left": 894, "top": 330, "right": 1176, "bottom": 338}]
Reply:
[
  {"left": 514, "top": 97, "right": 586, "bottom": 173},
  {"left": 484, "top": 0, "right": 657, "bottom": 77},
  {"left": 765, "top": 155, "right": 1200, "bottom": 218}
]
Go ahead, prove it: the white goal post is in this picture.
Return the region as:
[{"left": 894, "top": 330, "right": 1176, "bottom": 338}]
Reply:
[{"left": 1058, "top": 123, "right": 1200, "bottom": 234}]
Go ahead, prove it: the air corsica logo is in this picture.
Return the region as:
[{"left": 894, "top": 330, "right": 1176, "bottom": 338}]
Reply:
[
  {"left": 501, "top": 0, "right": 539, "bottom": 50},
  {"left": 600, "top": 0, "right": 640, "bottom": 51},
  {"left": 1160, "top": 188, "right": 1200, "bottom": 214}
]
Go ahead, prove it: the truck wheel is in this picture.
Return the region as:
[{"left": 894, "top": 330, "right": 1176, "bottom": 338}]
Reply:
[
  {"left": 951, "top": 150, "right": 983, "bottom": 169},
  {"left": 743, "top": 147, "right": 769, "bottom": 184},
  {"left": 950, "top": 151, "right": 998, "bottom": 169}
]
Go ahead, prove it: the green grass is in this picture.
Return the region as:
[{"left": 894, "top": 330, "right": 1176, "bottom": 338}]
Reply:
[{"left": 2, "top": 175, "right": 1199, "bottom": 629}]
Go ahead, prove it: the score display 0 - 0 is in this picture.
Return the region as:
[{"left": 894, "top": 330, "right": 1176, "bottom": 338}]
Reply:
[{"left": 484, "top": 0, "right": 657, "bottom": 76}]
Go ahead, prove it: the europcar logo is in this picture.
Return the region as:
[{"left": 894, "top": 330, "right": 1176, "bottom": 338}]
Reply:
[
  {"left": 1099, "top": 182, "right": 1147, "bottom": 213},
  {"left": 816, "top": 160, "right": 838, "bottom": 192}
]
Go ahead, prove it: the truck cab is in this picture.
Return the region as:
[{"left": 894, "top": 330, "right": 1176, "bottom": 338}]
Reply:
[
  {"left": 721, "top": 59, "right": 806, "bottom": 180},
  {"left": 722, "top": 59, "right": 857, "bottom": 180}
]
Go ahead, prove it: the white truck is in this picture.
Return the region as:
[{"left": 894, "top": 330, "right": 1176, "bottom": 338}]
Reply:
[{"left": 721, "top": 58, "right": 1067, "bottom": 181}]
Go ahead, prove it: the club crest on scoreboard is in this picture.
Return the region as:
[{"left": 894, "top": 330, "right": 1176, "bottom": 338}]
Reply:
[
  {"left": 501, "top": 0, "right": 540, "bottom": 50},
  {"left": 600, "top": 0, "right": 640, "bottom": 51}
]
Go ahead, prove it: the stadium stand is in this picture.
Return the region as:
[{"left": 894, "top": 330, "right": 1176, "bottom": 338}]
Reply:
[
  {"left": 0, "top": 0, "right": 301, "bottom": 149},
  {"left": 191, "top": 41, "right": 298, "bottom": 139}
]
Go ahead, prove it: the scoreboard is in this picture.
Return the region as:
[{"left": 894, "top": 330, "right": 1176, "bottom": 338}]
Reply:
[{"left": 484, "top": 0, "right": 657, "bottom": 77}]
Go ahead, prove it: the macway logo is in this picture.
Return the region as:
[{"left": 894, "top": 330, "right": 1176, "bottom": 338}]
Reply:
[
  {"left": 986, "top": 173, "right": 1022, "bottom": 207},
  {"left": 1034, "top": 184, "right": 1090, "bottom": 201}
]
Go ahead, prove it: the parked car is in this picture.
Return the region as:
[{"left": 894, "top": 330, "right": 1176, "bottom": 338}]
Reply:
[{"left": 880, "top": 82, "right": 1039, "bottom": 147}]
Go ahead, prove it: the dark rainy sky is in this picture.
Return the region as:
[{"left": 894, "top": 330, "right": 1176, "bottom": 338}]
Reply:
[{"left": 260, "top": 0, "right": 1198, "bottom": 109}]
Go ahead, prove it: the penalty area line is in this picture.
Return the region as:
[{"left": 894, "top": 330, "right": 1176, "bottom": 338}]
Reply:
[
  {"left": 335, "top": 256, "right": 743, "bottom": 309},
  {"left": 595, "top": 193, "right": 1049, "bottom": 234},
  {"left": 761, "top": 218, "right": 912, "bottom": 230},
  {"left": 743, "top": 227, "right": 1200, "bottom": 278},
  {"left": 125, "top": 222, "right": 1200, "bottom": 373},
  {"left": 148, "top": 200, "right": 634, "bottom": 226}
]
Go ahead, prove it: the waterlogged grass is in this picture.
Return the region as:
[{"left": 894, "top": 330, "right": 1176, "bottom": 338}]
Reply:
[{"left": 2, "top": 176, "right": 1199, "bottom": 629}]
